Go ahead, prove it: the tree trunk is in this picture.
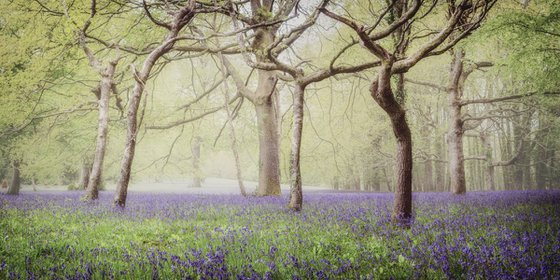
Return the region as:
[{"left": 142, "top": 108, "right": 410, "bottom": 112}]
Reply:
[
  {"left": 113, "top": 90, "right": 140, "bottom": 207},
  {"left": 434, "top": 135, "right": 445, "bottom": 192},
  {"left": 502, "top": 119, "right": 515, "bottom": 189},
  {"left": 383, "top": 167, "right": 392, "bottom": 192},
  {"left": 7, "top": 160, "right": 20, "bottom": 195},
  {"left": 512, "top": 110, "right": 534, "bottom": 190},
  {"left": 191, "top": 137, "right": 202, "bottom": 188},
  {"left": 535, "top": 113, "right": 549, "bottom": 189},
  {"left": 371, "top": 61, "right": 412, "bottom": 223},
  {"left": 288, "top": 84, "right": 305, "bottom": 211},
  {"left": 83, "top": 67, "right": 115, "bottom": 200},
  {"left": 522, "top": 153, "right": 532, "bottom": 189},
  {"left": 254, "top": 93, "right": 281, "bottom": 196},
  {"left": 418, "top": 123, "right": 434, "bottom": 191},
  {"left": 230, "top": 125, "right": 247, "bottom": 196},
  {"left": 79, "top": 160, "right": 92, "bottom": 190},
  {"left": 447, "top": 49, "right": 466, "bottom": 195},
  {"left": 333, "top": 176, "right": 340, "bottom": 191},
  {"left": 480, "top": 132, "right": 495, "bottom": 191},
  {"left": 549, "top": 150, "right": 556, "bottom": 189},
  {"left": 512, "top": 112, "right": 525, "bottom": 189},
  {"left": 535, "top": 144, "right": 549, "bottom": 190},
  {"left": 217, "top": 60, "right": 247, "bottom": 196},
  {"left": 114, "top": 26, "right": 184, "bottom": 207},
  {"left": 251, "top": 27, "right": 282, "bottom": 196},
  {"left": 424, "top": 159, "right": 433, "bottom": 192}
]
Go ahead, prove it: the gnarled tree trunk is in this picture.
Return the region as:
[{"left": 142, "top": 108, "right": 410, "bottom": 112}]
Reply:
[
  {"left": 7, "top": 160, "right": 20, "bottom": 195},
  {"left": 371, "top": 61, "right": 412, "bottom": 222}
]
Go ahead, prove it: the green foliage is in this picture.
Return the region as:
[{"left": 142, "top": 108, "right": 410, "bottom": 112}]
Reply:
[{"left": 479, "top": 0, "right": 560, "bottom": 93}]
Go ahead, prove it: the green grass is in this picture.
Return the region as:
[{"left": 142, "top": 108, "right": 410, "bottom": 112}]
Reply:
[{"left": 0, "top": 191, "right": 558, "bottom": 279}]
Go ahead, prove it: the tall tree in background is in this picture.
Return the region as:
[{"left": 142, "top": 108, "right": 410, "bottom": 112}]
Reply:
[
  {"left": 216, "top": 0, "right": 302, "bottom": 196},
  {"left": 218, "top": 0, "right": 380, "bottom": 209},
  {"left": 323, "top": 0, "right": 496, "bottom": 222},
  {"left": 448, "top": 0, "right": 560, "bottom": 193},
  {"left": 492, "top": 0, "right": 560, "bottom": 190},
  {"left": 446, "top": 54, "right": 492, "bottom": 194}
]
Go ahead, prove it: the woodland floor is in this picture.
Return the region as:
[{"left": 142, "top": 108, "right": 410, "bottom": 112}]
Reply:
[{"left": 0, "top": 189, "right": 559, "bottom": 279}]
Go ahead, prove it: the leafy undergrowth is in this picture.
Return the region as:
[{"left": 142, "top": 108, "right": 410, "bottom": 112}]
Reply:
[{"left": 0, "top": 190, "right": 559, "bottom": 279}]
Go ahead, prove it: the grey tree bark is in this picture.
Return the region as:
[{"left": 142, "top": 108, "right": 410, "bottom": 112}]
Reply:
[
  {"left": 77, "top": 1, "right": 121, "bottom": 201},
  {"left": 254, "top": 97, "right": 281, "bottom": 196},
  {"left": 83, "top": 63, "right": 117, "bottom": 200},
  {"left": 288, "top": 84, "right": 305, "bottom": 211},
  {"left": 220, "top": 26, "right": 282, "bottom": 196},
  {"left": 253, "top": 28, "right": 281, "bottom": 196},
  {"left": 225, "top": 101, "right": 247, "bottom": 196},
  {"left": 447, "top": 49, "right": 467, "bottom": 194}
]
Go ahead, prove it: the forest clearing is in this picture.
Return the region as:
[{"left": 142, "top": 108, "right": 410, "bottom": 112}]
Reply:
[{"left": 1, "top": 0, "right": 559, "bottom": 278}]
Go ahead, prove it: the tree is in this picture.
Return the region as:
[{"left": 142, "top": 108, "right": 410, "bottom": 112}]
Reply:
[
  {"left": 446, "top": 55, "right": 492, "bottom": 194},
  {"left": 114, "top": 0, "right": 211, "bottom": 207},
  {"left": 445, "top": 0, "right": 560, "bottom": 193},
  {"left": 0, "top": 0, "right": 83, "bottom": 193},
  {"left": 217, "top": 0, "right": 380, "bottom": 209},
  {"left": 214, "top": 0, "right": 299, "bottom": 196},
  {"left": 6, "top": 160, "right": 21, "bottom": 195},
  {"left": 322, "top": 0, "right": 496, "bottom": 222},
  {"left": 191, "top": 136, "right": 203, "bottom": 188},
  {"left": 73, "top": 1, "right": 122, "bottom": 200}
]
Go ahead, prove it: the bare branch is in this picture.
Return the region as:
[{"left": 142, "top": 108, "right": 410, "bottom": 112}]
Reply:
[
  {"left": 461, "top": 91, "right": 559, "bottom": 106},
  {"left": 220, "top": 56, "right": 255, "bottom": 102},
  {"left": 392, "top": 6, "right": 465, "bottom": 73},
  {"left": 404, "top": 78, "right": 445, "bottom": 91},
  {"left": 369, "top": 0, "right": 422, "bottom": 41},
  {"left": 143, "top": 0, "right": 172, "bottom": 30},
  {"left": 147, "top": 95, "right": 241, "bottom": 130},
  {"left": 321, "top": 8, "right": 390, "bottom": 60},
  {"left": 301, "top": 61, "right": 381, "bottom": 86},
  {"left": 175, "top": 76, "right": 228, "bottom": 111},
  {"left": 460, "top": 93, "right": 532, "bottom": 106}
]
